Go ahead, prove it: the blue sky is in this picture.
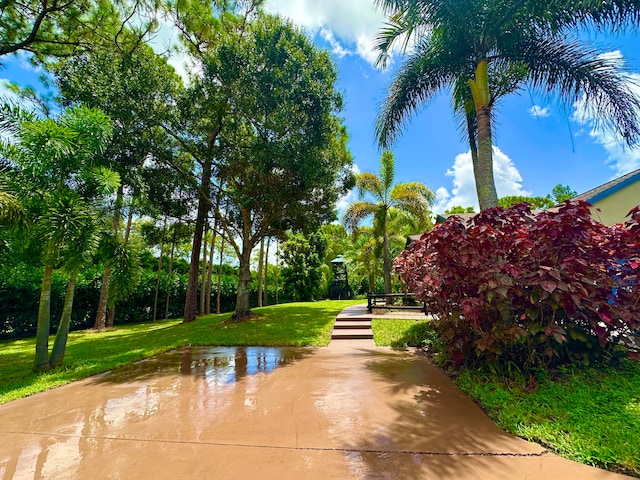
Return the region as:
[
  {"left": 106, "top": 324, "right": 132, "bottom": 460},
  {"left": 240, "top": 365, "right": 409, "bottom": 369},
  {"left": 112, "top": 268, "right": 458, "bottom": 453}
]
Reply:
[
  {"left": 263, "top": 1, "right": 640, "bottom": 214},
  {"left": 2, "top": 1, "right": 639, "bottom": 215}
]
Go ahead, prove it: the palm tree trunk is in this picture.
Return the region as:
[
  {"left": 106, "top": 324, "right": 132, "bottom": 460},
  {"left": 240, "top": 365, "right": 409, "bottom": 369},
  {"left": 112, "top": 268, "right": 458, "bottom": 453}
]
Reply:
[
  {"left": 383, "top": 224, "right": 392, "bottom": 298},
  {"left": 469, "top": 59, "right": 498, "bottom": 210},
  {"left": 49, "top": 270, "right": 78, "bottom": 368},
  {"left": 465, "top": 107, "right": 480, "bottom": 187},
  {"left": 34, "top": 265, "right": 54, "bottom": 372},
  {"left": 257, "top": 237, "right": 264, "bottom": 307},
  {"left": 475, "top": 105, "right": 498, "bottom": 210}
]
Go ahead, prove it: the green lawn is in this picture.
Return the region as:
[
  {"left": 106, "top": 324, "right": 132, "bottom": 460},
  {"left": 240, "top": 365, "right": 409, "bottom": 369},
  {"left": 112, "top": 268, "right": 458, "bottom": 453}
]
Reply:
[
  {"left": 456, "top": 364, "right": 640, "bottom": 477},
  {"left": 371, "top": 317, "right": 640, "bottom": 477},
  {"left": 0, "top": 299, "right": 363, "bottom": 404},
  {"left": 371, "top": 318, "right": 434, "bottom": 347}
]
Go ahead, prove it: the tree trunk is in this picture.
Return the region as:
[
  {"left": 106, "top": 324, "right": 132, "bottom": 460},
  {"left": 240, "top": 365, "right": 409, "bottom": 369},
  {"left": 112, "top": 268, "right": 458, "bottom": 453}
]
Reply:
[
  {"left": 94, "top": 264, "right": 111, "bottom": 331},
  {"left": 34, "top": 265, "right": 54, "bottom": 372},
  {"left": 257, "top": 237, "right": 265, "bottom": 307},
  {"left": 383, "top": 223, "right": 392, "bottom": 297},
  {"left": 233, "top": 248, "right": 253, "bottom": 319},
  {"left": 184, "top": 161, "right": 212, "bottom": 323},
  {"left": 164, "top": 222, "right": 178, "bottom": 320},
  {"left": 233, "top": 209, "right": 253, "bottom": 320},
  {"left": 153, "top": 217, "right": 167, "bottom": 322},
  {"left": 216, "top": 235, "right": 225, "bottom": 314},
  {"left": 124, "top": 204, "right": 133, "bottom": 242},
  {"left": 106, "top": 300, "right": 115, "bottom": 328},
  {"left": 106, "top": 190, "right": 131, "bottom": 329},
  {"left": 49, "top": 270, "right": 78, "bottom": 368},
  {"left": 469, "top": 59, "right": 498, "bottom": 210},
  {"left": 475, "top": 104, "right": 498, "bottom": 211},
  {"left": 275, "top": 240, "right": 279, "bottom": 304},
  {"left": 466, "top": 107, "right": 480, "bottom": 189},
  {"left": 205, "top": 227, "right": 215, "bottom": 314},
  {"left": 263, "top": 236, "right": 270, "bottom": 306},
  {"left": 206, "top": 194, "right": 220, "bottom": 314},
  {"left": 199, "top": 223, "right": 209, "bottom": 316}
]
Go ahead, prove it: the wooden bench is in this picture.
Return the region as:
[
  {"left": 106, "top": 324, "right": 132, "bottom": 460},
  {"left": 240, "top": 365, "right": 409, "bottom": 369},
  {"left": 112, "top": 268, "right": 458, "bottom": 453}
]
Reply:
[{"left": 366, "top": 292, "right": 427, "bottom": 314}]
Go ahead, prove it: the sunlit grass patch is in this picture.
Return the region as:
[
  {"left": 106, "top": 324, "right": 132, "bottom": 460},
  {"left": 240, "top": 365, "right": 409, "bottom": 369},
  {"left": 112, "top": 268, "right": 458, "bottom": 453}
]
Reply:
[
  {"left": 372, "top": 319, "right": 434, "bottom": 348},
  {"left": 457, "top": 362, "right": 640, "bottom": 476}
]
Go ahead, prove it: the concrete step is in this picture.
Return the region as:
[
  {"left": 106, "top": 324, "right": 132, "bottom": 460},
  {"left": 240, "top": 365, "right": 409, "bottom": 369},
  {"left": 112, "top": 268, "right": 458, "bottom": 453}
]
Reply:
[
  {"left": 335, "top": 315, "right": 372, "bottom": 322},
  {"left": 331, "top": 329, "right": 374, "bottom": 340},
  {"left": 333, "top": 321, "right": 372, "bottom": 329}
]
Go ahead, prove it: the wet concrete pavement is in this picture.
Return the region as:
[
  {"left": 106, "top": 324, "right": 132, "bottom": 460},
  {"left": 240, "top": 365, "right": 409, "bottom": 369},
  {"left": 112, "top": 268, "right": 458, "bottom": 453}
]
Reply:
[{"left": 0, "top": 325, "right": 634, "bottom": 479}]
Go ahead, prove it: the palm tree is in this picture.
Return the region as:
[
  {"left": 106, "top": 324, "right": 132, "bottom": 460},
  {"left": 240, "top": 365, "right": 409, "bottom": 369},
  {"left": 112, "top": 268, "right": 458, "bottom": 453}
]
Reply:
[
  {"left": 343, "top": 151, "right": 434, "bottom": 295},
  {"left": 3, "top": 105, "right": 116, "bottom": 371},
  {"left": 374, "top": 0, "right": 640, "bottom": 210},
  {"left": 344, "top": 227, "right": 382, "bottom": 294}
]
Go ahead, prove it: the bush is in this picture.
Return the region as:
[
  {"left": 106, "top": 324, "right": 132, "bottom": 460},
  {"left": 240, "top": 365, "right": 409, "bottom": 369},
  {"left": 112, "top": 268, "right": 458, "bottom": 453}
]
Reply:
[{"left": 395, "top": 201, "right": 639, "bottom": 370}]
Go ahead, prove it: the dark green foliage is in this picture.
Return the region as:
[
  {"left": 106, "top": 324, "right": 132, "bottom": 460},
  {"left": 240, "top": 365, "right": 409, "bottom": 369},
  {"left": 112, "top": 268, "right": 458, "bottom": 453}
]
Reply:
[
  {"left": 498, "top": 195, "right": 554, "bottom": 210},
  {"left": 395, "top": 201, "right": 640, "bottom": 370},
  {"left": 0, "top": 259, "right": 292, "bottom": 338},
  {"left": 445, "top": 205, "right": 475, "bottom": 214},
  {"left": 552, "top": 184, "right": 578, "bottom": 203},
  {"left": 280, "top": 231, "right": 328, "bottom": 301}
]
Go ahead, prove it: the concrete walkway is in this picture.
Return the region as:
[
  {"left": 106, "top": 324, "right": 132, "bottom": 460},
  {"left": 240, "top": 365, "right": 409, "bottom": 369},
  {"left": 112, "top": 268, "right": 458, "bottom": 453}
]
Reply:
[{"left": 0, "top": 307, "right": 633, "bottom": 479}]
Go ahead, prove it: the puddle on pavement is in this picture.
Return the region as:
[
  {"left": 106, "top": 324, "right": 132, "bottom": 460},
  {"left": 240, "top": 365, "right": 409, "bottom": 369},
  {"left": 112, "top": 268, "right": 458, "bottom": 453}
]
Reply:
[{"left": 100, "top": 346, "right": 312, "bottom": 385}]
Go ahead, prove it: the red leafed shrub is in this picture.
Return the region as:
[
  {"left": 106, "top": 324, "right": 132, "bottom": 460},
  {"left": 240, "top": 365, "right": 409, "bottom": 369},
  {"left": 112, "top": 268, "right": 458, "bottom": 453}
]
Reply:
[{"left": 395, "top": 201, "right": 640, "bottom": 370}]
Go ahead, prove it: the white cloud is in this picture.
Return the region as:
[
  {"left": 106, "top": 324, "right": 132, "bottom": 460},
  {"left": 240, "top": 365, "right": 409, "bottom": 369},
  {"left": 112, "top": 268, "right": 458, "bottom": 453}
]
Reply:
[
  {"left": 264, "top": 0, "right": 389, "bottom": 66},
  {"left": 320, "top": 28, "right": 353, "bottom": 58},
  {"left": 571, "top": 51, "right": 640, "bottom": 177},
  {"left": 528, "top": 105, "right": 550, "bottom": 118},
  {"left": 434, "top": 146, "right": 530, "bottom": 213},
  {"left": 335, "top": 162, "right": 361, "bottom": 217},
  {"left": 571, "top": 62, "right": 640, "bottom": 177}
]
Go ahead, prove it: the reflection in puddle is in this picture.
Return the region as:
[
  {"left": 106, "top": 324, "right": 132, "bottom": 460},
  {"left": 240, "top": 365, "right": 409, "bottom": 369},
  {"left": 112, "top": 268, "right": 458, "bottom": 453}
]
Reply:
[
  {"left": 104, "top": 346, "right": 310, "bottom": 385},
  {"left": 180, "top": 347, "right": 308, "bottom": 385}
]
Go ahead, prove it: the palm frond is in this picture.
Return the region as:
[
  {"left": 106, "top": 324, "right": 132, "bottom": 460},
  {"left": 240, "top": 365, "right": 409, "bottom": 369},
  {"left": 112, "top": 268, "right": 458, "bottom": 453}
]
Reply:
[
  {"left": 357, "top": 172, "right": 384, "bottom": 200},
  {"left": 524, "top": 0, "right": 640, "bottom": 33},
  {"left": 379, "top": 151, "right": 395, "bottom": 197},
  {"left": 0, "top": 190, "right": 25, "bottom": 226},
  {"left": 505, "top": 34, "right": 640, "bottom": 145},
  {"left": 375, "top": 35, "right": 469, "bottom": 148},
  {"left": 342, "top": 200, "right": 378, "bottom": 233},
  {"left": 390, "top": 181, "right": 435, "bottom": 219}
]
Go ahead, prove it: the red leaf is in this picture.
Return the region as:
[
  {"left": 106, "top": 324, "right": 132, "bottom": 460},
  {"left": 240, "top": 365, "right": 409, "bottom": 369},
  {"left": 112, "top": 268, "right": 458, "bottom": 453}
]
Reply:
[{"left": 541, "top": 280, "right": 557, "bottom": 293}]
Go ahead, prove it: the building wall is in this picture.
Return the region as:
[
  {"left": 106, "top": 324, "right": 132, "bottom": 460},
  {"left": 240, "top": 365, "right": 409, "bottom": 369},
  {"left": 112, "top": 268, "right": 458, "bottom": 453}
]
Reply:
[{"left": 589, "top": 180, "right": 640, "bottom": 225}]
